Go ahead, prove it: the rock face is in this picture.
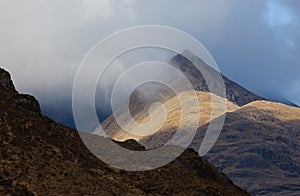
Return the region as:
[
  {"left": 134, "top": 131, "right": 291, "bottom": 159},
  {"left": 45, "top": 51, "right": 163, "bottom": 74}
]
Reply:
[
  {"left": 0, "top": 68, "right": 249, "bottom": 195},
  {"left": 0, "top": 68, "right": 41, "bottom": 114},
  {"left": 0, "top": 68, "right": 16, "bottom": 91}
]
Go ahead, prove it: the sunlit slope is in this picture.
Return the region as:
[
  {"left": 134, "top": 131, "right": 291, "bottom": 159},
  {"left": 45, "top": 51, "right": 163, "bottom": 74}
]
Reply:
[{"left": 96, "top": 90, "right": 238, "bottom": 149}]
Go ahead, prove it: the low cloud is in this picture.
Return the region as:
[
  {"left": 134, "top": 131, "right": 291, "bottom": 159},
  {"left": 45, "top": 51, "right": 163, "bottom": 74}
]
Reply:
[{"left": 0, "top": 0, "right": 299, "bottom": 127}]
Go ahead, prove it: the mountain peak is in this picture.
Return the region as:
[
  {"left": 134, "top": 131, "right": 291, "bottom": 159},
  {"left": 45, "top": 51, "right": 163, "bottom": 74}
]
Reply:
[
  {"left": 0, "top": 68, "right": 41, "bottom": 114},
  {"left": 170, "top": 52, "right": 264, "bottom": 106},
  {"left": 181, "top": 49, "right": 209, "bottom": 67},
  {"left": 0, "top": 68, "right": 16, "bottom": 92}
]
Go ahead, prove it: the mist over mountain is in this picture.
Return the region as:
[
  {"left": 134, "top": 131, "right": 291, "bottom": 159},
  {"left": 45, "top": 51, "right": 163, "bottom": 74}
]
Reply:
[
  {"left": 2, "top": 1, "right": 299, "bottom": 121},
  {"left": 40, "top": 48, "right": 298, "bottom": 131}
]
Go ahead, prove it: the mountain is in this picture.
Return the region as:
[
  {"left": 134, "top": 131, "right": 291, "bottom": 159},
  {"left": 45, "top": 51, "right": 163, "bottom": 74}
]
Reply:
[
  {"left": 102, "top": 92, "right": 300, "bottom": 195},
  {"left": 0, "top": 68, "right": 249, "bottom": 195},
  {"left": 170, "top": 50, "right": 264, "bottom": 106},
  {"left": 99, "top": 50, "right": 264, "bottom": 144},
  {"left": 99, "top": 52, "right": 300, "bottom": 195},
  {"left": 193, "top": 101, "right": 300, "bottom": 195},
  {"left": 100, "top": 50, "right": 265, "bottom": 146}
]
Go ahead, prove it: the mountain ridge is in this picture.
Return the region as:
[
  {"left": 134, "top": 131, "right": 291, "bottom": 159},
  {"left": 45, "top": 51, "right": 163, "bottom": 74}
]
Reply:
[{"left": 170, "top": 50, "right": 264, "bottom": 106}]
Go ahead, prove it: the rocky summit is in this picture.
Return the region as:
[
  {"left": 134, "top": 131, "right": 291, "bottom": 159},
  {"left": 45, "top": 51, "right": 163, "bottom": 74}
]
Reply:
[{"left": 0, "top": 68, "right": 249, "bottom": 195}]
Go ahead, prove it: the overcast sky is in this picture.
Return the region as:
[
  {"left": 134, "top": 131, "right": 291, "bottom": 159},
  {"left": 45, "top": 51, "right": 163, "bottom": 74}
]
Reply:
[{"left": 0, "top": 0, "right": 299, "bottom": 126}]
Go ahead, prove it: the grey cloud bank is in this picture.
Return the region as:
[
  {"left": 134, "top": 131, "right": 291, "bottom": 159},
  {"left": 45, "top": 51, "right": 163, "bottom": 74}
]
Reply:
[{"left": 0, "top": 0, "right": 299, "bottom": 127}]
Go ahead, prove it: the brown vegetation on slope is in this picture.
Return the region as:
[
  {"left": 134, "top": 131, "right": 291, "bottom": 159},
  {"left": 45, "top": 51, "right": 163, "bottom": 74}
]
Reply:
[{"left": 193, "top": 101, "right": 300, "bottom": 195}]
